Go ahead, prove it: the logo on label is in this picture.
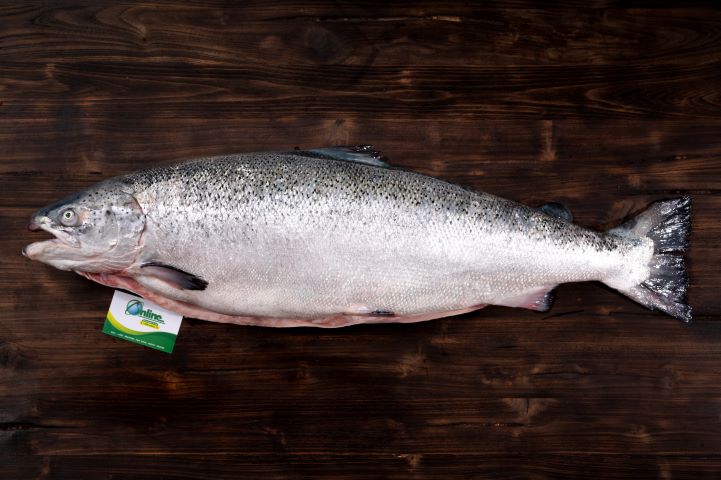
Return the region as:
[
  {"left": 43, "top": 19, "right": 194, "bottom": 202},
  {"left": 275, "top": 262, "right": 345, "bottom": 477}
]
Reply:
[
  {"left": 125, "top": 299, "right": 164, "bottom": 323},
  {"left": 125, "top": 299, "right": 144, "bottom": 316}
]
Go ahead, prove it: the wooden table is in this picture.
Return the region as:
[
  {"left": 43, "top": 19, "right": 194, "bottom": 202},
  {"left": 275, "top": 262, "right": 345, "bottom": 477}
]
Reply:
[{"left": 2, "top": 2, "right": 721, "bottom": 478}]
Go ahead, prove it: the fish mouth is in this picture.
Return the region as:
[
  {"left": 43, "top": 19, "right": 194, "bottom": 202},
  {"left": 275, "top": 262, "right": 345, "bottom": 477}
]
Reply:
[
  {"left": 23, "top": 215, "right": 80, "bottom": 260},
  {"left": 28, "top": 216, "right": 80, "bottom": 248}
]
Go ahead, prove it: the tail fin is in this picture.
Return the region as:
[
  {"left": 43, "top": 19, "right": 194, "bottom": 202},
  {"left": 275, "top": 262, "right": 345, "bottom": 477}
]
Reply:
[{"left": 607, "top": 196, "right": 692, "bottom": 322}]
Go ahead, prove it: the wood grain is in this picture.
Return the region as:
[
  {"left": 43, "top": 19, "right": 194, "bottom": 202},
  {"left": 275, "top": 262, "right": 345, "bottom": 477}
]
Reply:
[{"left": 2, "top": 1, "right": 721, "bottom": 478}]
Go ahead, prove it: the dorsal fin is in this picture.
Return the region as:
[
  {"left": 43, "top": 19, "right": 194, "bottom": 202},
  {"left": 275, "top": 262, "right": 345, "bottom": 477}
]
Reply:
[
  {"left": 539, "top": 202, "right": 573, "bottom": 222},
  {"left": 296, "top": 145, "right": 389, "bottom": 168}
]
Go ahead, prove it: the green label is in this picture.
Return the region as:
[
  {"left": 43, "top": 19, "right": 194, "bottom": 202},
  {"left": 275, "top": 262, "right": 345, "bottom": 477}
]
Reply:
[{"left": 102, "top": 291, "right": 182, "bottom": 353}]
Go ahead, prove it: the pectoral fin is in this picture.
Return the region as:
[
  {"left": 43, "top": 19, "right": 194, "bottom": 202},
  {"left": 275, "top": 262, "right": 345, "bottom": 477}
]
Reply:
[{"left": 140, "top": 262, "right": 208, "bottom": 291}]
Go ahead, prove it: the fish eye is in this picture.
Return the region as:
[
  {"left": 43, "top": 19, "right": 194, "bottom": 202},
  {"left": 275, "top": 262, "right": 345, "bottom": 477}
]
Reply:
[{"left": 59, "top": 208, "right": 79, "bottom": 226}]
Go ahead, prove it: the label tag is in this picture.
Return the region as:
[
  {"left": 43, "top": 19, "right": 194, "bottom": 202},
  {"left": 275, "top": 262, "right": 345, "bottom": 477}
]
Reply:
[{"left": 102, "top": 290, "right": 182, "bottom": 353}]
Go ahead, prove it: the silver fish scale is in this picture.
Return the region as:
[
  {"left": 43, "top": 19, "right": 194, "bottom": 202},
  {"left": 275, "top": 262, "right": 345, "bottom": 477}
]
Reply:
[{"left": 117, "top": 153, "right": 640, "bottom": 319}]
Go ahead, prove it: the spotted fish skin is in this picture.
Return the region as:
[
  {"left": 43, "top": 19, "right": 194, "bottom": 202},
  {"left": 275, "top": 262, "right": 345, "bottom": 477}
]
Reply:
[{"left": 25, "top": 147, "right": 692, "bottom": 326}]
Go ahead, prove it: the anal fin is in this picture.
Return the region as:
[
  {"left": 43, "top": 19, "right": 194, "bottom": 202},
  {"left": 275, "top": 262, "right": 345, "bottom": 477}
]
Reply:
[{"left": 499, "top": 287, "right": 555, "bottom": 312}]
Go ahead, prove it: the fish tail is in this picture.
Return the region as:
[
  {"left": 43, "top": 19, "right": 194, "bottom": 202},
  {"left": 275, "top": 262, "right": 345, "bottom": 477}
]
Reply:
[{"left": 605, "top": 196, "right": 692, "bottom": 322}]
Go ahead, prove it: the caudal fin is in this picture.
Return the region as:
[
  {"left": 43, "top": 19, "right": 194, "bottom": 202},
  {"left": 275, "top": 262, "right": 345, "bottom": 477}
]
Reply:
[{"left": 607, "top": 196, "right": 692, "bottom": 322}]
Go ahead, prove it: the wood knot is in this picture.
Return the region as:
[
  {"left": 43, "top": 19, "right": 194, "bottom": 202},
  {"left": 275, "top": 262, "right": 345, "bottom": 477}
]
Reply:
[
  {"left": 302, "top": 25, "right": 351, "bottom": 63},
  {"left": 398, "top": 453, "right": 422, "bottom": 471},
  {"left": 0, "top": 340, "right": 25, "bottom": 369}
]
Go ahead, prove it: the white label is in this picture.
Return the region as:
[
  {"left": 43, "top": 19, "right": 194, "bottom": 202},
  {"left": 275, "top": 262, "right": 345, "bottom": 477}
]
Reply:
[{"left": 103, "top": 290, "right": 183, "bottom": 353}]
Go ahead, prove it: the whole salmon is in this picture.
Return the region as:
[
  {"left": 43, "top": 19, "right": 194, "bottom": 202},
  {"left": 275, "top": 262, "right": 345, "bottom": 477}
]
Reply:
[{"left": 24, "top": 146, "right": 692, "bottom": 327}]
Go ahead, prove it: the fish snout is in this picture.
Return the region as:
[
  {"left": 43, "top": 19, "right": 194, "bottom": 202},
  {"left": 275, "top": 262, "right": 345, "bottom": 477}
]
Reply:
[{"left": 28, "top": 215, "right": 50, "bottom": 231}]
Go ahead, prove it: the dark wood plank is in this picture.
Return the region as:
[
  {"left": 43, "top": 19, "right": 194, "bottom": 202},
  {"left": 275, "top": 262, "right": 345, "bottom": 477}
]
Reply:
[
  {"left": 1, "top": 5, "right": 721, "bottom": 123},
  {"left": 2, "top": 1, "right": 721, "bottom": 479},
  {"left": 8, "top": 454, "right": 721, "bottom": 480},
  {"left": 2, "top": 61, "right": 720, "bottom": 120},
  {"left": 2, "top": 5, "right": 721, "bottom": 67}
]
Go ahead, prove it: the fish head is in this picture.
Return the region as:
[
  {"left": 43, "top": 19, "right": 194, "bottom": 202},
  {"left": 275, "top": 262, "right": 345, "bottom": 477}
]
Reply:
[{"left": 23, "top": 180, "right": 146, "bottom": 273}]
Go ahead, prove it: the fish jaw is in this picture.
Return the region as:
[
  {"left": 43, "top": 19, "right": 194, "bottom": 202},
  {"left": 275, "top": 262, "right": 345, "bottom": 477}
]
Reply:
[
  {"left": 24, "top": 214, "right": 81, "bottom": 266},
  {"left": 24, "top": 231, "right": 143, "bottom": 274},
  {"left": 23, "top": 238, "right": 87, "bottom": 271}
]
